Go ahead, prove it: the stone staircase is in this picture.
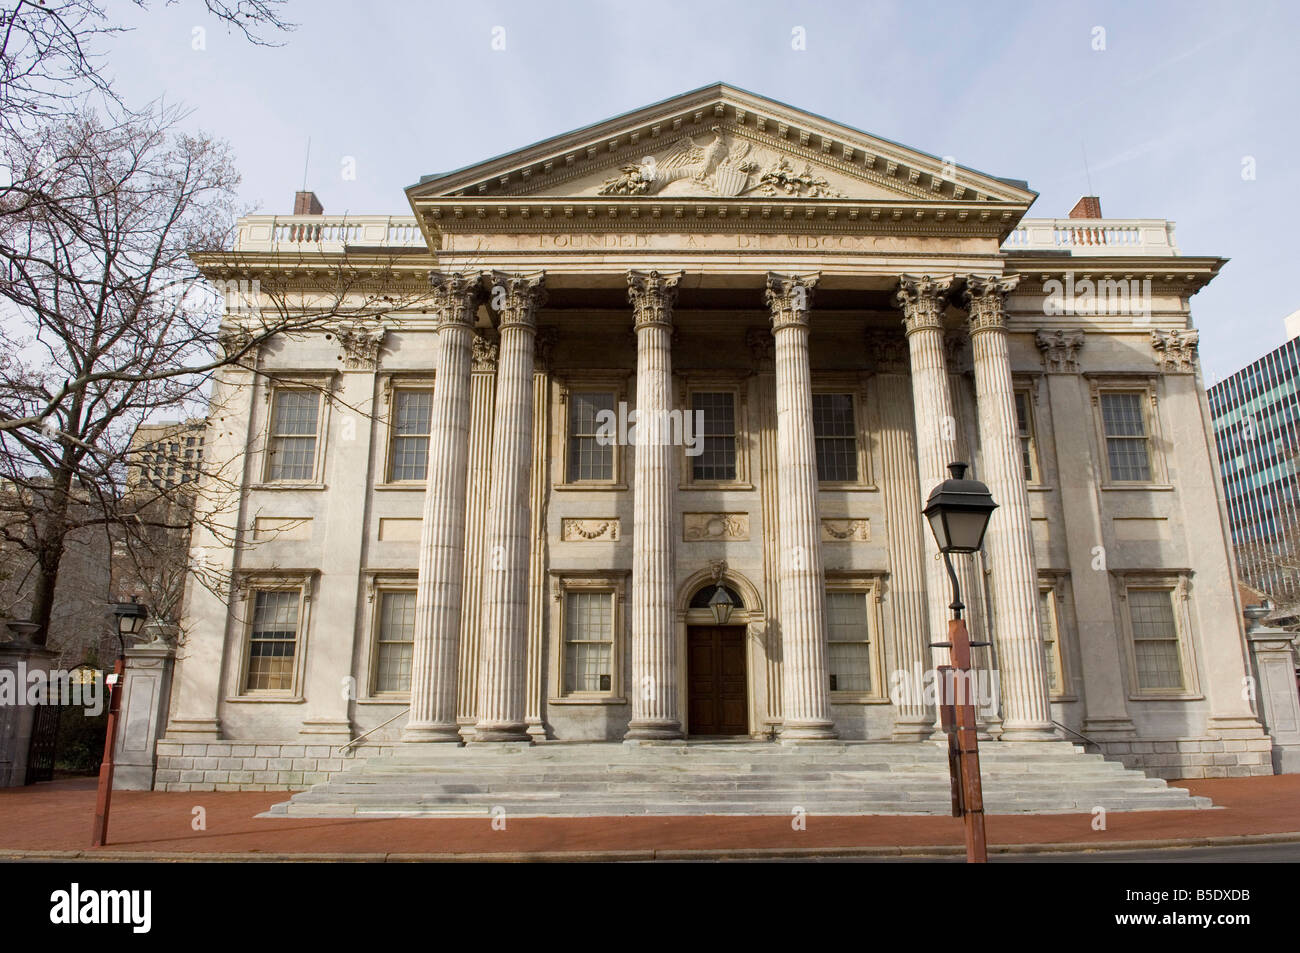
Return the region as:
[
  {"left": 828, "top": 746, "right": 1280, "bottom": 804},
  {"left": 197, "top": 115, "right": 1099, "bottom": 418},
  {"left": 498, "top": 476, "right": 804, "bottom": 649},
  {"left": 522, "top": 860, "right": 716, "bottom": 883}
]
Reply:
[{"left": 263, "top": 740, "right": 1214, "bottom": 818}]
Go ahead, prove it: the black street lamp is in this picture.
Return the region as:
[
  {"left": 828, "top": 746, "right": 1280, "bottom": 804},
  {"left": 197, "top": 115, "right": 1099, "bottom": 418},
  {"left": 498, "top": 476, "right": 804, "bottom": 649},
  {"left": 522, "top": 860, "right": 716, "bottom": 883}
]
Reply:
[
  {"left": 707, "top": 584, "right": 735, "bottom": 625},
  {"left": 922, "top": 462, "right": 998, "bottom": 865},
  {"left": 93, "top": 596, "right": 149, "bottom": 848},
  {"left": 923, "top": 462, "right": 998, "bottom": 616}
]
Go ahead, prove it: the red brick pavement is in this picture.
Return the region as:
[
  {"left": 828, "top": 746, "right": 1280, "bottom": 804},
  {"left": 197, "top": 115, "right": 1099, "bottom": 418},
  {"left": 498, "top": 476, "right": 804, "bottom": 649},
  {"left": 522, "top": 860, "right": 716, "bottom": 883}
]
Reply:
[{"left": 0, "top": 775, "right": 1297, "bottom": 858}]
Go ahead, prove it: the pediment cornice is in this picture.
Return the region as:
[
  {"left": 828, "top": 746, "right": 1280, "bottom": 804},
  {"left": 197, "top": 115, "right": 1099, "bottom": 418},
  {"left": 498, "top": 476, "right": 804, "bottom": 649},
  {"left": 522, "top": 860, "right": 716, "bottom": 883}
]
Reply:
[{"left": 407, "top": 84, "right": 1036, "bottom": 212}]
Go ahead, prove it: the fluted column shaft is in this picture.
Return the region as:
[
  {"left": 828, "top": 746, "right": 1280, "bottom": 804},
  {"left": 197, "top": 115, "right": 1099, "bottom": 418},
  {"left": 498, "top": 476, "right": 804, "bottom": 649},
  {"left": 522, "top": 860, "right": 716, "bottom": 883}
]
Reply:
[
  {"left": 767, "top": 273, "right": 837, "bottom": 741},
  {"left": 405, "top": 273, "right": 481, "bottom": 742},
  {"left": 896, "top": 275, "right": 960, "bottom": 670},
  {"left": 474, "top": 272, "right": 546, "bottom": 743},
  {"left": 872, "top": 361, "right": 935, "bottom": 739},
  {"left": 625, "top": 270, "right": 684, "bottom": 740},
  {"left": 965, "top": 274, "right": 1054, "bottom": 739}
]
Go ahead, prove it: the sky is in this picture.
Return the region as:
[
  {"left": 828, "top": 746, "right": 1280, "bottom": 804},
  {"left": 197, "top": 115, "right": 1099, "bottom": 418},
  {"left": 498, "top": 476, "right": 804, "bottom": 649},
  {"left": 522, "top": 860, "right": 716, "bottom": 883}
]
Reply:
[{"left": 102, "top": 0, "right": 1300, "bottom": 384}]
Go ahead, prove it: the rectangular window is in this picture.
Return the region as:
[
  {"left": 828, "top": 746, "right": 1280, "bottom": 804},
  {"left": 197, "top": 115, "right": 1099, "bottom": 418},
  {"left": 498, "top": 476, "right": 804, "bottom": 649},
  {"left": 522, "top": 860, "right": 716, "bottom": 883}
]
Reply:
[
  {"left": 563, "top": 590, "right": 614, "bottom": 693},
  {"left": 1101, "top": 392, "right": 1152, "bottom": 482},
  {"left": 246, "top": 590, "right": 299, "bottom": 691},
  {"left": 1038, "top": 588, "right": 1064, "bottom": 695},
  {"left": 813, "top": 393, "right": 858, "bottom": 483},
  {"left": 267, "top": 389, "right": 320, "bottom": 482},
  {"left": 1128, "top": 589, "right": 1184, "bottom": 691},
  {"left": 1015, "top": 390, "right": 1039, "bottom": 483},
  {"left": 691, "top": 391, "right": 737, "bottom": 482},
  {"left": 567, "top": 391, "right": 615, "bottom": 482},
  {"left": 374, "top": 590, "right": 416, "bottom": 693},
  {"left": 826, "top": 590, "right": 872, "bottom": 692},
  {"left": 389, "top": 388, "right": 433, "bottom": 482}
]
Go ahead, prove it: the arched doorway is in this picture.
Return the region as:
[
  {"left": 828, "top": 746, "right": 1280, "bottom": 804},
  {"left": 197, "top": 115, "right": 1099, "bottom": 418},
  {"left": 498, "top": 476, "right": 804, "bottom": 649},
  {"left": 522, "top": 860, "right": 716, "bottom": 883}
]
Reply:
[{"left": 685, "top": 581, "right": 748, "bottom": 736}]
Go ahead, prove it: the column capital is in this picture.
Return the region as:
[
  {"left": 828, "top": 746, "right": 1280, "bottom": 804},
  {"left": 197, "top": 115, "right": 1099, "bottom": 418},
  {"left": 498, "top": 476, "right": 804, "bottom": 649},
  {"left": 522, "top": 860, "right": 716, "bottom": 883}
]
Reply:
[
  {"left": 627, "top": 269, "right": 683, "bottom": 330},
  {"left": 429, "top": 271, "right": 484, "bottom": 328},
  {"left": 895, "top": 274, "right": 953, "bottom": 335},
  {"left": 963, "top": 274, "right": 1020, "bottom": 335},
  {"left": 765, "top": 272, "right": 819, "bottom": 331},
  {"left": 487, "top": 271, "right": 547, "bottom": 332}
]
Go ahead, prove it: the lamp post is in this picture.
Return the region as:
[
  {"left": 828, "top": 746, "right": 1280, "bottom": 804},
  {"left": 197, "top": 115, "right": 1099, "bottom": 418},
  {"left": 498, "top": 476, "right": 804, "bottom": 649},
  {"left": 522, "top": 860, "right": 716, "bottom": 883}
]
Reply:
[
  {"left": 922, "top": 462, "right": 998, "bottom": 864},
  {"left": 91, "top": 596, "right": 148, "bottom": 847}
]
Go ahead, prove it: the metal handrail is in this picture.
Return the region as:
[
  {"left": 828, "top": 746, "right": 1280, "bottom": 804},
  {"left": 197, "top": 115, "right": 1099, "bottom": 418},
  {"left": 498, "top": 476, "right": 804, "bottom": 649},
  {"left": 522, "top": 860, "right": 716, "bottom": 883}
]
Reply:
[
  {"left": 1053, "top": 719, "right": 1104, "bottom": 751},
  {"left": 339, "top": 706, "right": 410, "bottom": 757}
]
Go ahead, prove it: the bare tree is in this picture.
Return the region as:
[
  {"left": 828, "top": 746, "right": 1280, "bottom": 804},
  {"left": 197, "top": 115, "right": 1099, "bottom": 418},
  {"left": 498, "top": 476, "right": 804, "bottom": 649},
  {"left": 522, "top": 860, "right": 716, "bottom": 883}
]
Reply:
[
  {"left": 0, "top": 103, "right": 435, "bottom": 646},
  {"left": 0, "top": 0, "right": 293, "bottom": 137}
]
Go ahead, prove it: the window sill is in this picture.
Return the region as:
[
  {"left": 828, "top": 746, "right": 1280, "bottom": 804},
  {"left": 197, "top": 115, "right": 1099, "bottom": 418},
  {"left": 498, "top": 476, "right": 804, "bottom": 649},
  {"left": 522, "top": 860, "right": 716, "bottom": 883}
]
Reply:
[
  {"left": 679, "top": 482, "right": 755, "bottom": 492},
  {"left": 357, "top": 696, "right": 411, "bottom": 704},
  {"left": 547, "top": 695, "right": 627, "bottom": 706},
  {"left": 225, "top": 694, "right": 306, "bottom": 704},
  {"left": 829, "top": 692, "right": 890, "bottom": 704},
  {"left": 250, "top": 483, "right": 326, "bottom": 492},
  {"left": 373, "top": 483, "right": 426, "bottom": 491},
  {"left": 1128, "top": 692, "right": 1205, "bottom": 702},
  {"left": 1100, "top": 483, "right": 1175, "bottom": 492},
  {"left": 552, "top": 483, "right": 628, "bottom": 493},
  {"left": 1027, "top": 484, "right": 1055, "bottom": 493},
  {"left": 817, "top": 484, "right": 879, "bottom": 493}
]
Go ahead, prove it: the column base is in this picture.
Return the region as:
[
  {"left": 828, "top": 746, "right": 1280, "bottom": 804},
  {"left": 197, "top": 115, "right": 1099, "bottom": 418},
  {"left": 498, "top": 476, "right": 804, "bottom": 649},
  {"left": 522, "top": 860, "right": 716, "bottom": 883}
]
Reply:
[
  {"left": 779, "top": 722, "right": 839, "bottom": 742},
  {"left": 525, "top": 720, "right": 548, "bottom": 742},
  {"left": 402, "top": 723, "right": 465, "bottom": 744},
  {"left": 891, "top": 718, "right": 935, "bottom": 742},
  {"left": 624, "top": 720, "right": 684, "bottom": 741},
  {"left": 471, "top": 723, "right": 533, "bottom": 743},
  {"left": 998, "top": 725, "right": 1060, "bottom": 741}
]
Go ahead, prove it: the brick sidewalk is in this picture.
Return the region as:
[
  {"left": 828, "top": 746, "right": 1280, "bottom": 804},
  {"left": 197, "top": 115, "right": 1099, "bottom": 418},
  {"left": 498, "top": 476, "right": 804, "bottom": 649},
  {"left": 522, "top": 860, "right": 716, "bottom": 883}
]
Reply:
[{"left": 1, "top": 775, "right": 1297, "bottom": 859}]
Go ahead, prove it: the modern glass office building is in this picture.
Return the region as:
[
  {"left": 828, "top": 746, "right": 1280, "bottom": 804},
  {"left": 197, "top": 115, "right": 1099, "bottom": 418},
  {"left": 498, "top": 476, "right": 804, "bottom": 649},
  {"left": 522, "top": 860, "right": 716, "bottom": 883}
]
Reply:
[{"left": 1208, "top": 318, "right": 1300, "bottom": 604}]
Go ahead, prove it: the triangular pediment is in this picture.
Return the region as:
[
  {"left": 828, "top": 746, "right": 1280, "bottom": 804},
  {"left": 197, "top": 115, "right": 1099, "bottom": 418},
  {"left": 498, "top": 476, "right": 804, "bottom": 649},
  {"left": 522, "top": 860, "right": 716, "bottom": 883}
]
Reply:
[{"left": 407, "top": 84, "right": 1036, "bottom": 207}]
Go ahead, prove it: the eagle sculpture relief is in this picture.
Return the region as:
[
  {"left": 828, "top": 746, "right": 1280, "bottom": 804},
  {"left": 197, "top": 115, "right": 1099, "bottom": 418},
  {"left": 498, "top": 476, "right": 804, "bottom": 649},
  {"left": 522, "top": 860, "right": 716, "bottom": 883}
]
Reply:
[{"left": 599, "top": 126, "right": 758, "bottom": 196}]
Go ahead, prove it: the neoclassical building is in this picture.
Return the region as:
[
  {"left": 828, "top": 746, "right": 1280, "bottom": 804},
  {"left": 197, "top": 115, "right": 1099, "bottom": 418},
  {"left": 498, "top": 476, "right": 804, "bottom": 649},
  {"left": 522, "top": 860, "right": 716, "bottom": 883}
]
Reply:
[{"left": 157, "top": 85, "right": 1274, "bottom": 789}]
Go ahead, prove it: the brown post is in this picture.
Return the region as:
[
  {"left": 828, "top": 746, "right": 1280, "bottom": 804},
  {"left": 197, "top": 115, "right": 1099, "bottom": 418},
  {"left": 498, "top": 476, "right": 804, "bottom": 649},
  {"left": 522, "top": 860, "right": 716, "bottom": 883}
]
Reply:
[
  {"left": 948, "top": 617, "right": 988, "bottom": 863},
  {"left": 90, "top": 656, "right": 125, "bottom": 847}
]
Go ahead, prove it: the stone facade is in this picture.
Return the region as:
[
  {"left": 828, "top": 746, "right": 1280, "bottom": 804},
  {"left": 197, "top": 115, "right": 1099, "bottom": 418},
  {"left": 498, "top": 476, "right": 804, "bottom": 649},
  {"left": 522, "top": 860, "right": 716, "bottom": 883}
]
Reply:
[{"left": 162, "top": 85, "right": 1272, "bottom": 791}]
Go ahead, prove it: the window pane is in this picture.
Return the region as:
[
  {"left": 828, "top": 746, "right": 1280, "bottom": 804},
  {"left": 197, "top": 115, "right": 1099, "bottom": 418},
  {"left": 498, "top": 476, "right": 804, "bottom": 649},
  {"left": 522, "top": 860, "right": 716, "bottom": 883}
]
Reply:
[
  {"left": 390, "top": 389, "right": 433, "bottom": 481},
  {"left": 813, "top": 393, "right": 858, "bottom": 482},
  {"left": 247, "top": 590, "right": 298, "bottom": 691},
  {"left": 1015, "top": 391, "right": 1035, "bottom": 482},
  {"left": 1102, "top": 393, "right": 1151, "bottom": 481},
  {"left": 269, "top": 390, "right": 319, "bottom": 481},
  {"left": 375, "top": 590, "right": 416, "bottom": 692},
  {"left": 1038, "top": 589, "right": 1062, "bottom": 695},
  {"left": 568, "top": 392, "right": 615, "bottom": 481},
  {"left": 691, "top": 391, "right": 737, "bottom": 481},
  {"left": 1128, "top": 590, "right": 1184, "bottom": 690},
  {"left": 564, "top": 591, "right": 613, "bottom": 692},
  {"left": 826, "top": 591, "right": 871, "bottom": 692}
]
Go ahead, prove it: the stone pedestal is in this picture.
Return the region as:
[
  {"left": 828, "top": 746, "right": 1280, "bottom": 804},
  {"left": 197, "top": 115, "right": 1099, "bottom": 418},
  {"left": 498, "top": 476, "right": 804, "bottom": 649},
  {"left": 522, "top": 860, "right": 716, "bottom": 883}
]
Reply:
[
  {"left": 0, "top": 636, "right": 58, "bottom": 787},
  {"left": 113, "top": 639, "right": 177, "bottom": 790},
  {"left": 1247, "top": 625, "right": 1300, "bottom": 773}
]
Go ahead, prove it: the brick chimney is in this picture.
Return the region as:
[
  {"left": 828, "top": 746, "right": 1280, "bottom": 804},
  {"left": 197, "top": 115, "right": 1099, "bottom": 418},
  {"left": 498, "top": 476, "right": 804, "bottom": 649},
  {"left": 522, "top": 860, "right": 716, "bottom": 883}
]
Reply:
[
  {"left": 1068, "top": 195, "right": 1102, "bottom": 219},
  {"left": 293, "top": 190, "right": 324, "bottom": 215}
]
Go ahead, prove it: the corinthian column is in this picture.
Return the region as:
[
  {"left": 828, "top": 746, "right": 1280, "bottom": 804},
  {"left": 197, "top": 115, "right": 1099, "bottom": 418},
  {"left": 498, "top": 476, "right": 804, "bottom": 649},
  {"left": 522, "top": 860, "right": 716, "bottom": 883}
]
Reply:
[
  {"left": 965, "top": 274, "right": 1054, "bottom": 740},
  {"left": 474, "top": 271, "right": 546, "bottom": 743},
  {"left": 895, "top": 275, "right": 959, "bottom": 664},
  {"left": 404, "top": 272, "right": 482, "bottom": 742},
  {"left": 766, "top": 273, "right": 836, "bottom": 741},
  {"left": 625, "top": 270, "right": 684, "bottom": 740}
]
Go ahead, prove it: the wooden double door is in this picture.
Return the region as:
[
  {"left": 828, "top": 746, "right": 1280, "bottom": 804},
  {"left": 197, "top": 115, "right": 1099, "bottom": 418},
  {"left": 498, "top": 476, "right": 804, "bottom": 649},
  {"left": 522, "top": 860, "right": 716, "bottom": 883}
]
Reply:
[{"left": 687, "top": 625, "right": 748, "bottom": 736}]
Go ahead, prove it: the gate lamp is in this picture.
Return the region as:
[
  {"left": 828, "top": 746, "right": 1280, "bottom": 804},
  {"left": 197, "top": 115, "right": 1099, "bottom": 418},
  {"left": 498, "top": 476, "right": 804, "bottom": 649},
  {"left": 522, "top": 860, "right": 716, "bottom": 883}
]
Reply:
[{"left": 707, "top": 584, "right": 735, "bottom": 625}]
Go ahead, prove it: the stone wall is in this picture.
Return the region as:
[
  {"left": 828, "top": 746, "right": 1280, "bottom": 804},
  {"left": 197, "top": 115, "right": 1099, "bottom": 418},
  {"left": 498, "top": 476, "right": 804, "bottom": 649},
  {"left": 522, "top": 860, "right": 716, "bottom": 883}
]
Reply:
[
  {"left": 153, "top": 740, "right": 397, "bottom": 792},
  {"left": 1100, "top": 738, "right": 1274, "bottom": 779}
]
